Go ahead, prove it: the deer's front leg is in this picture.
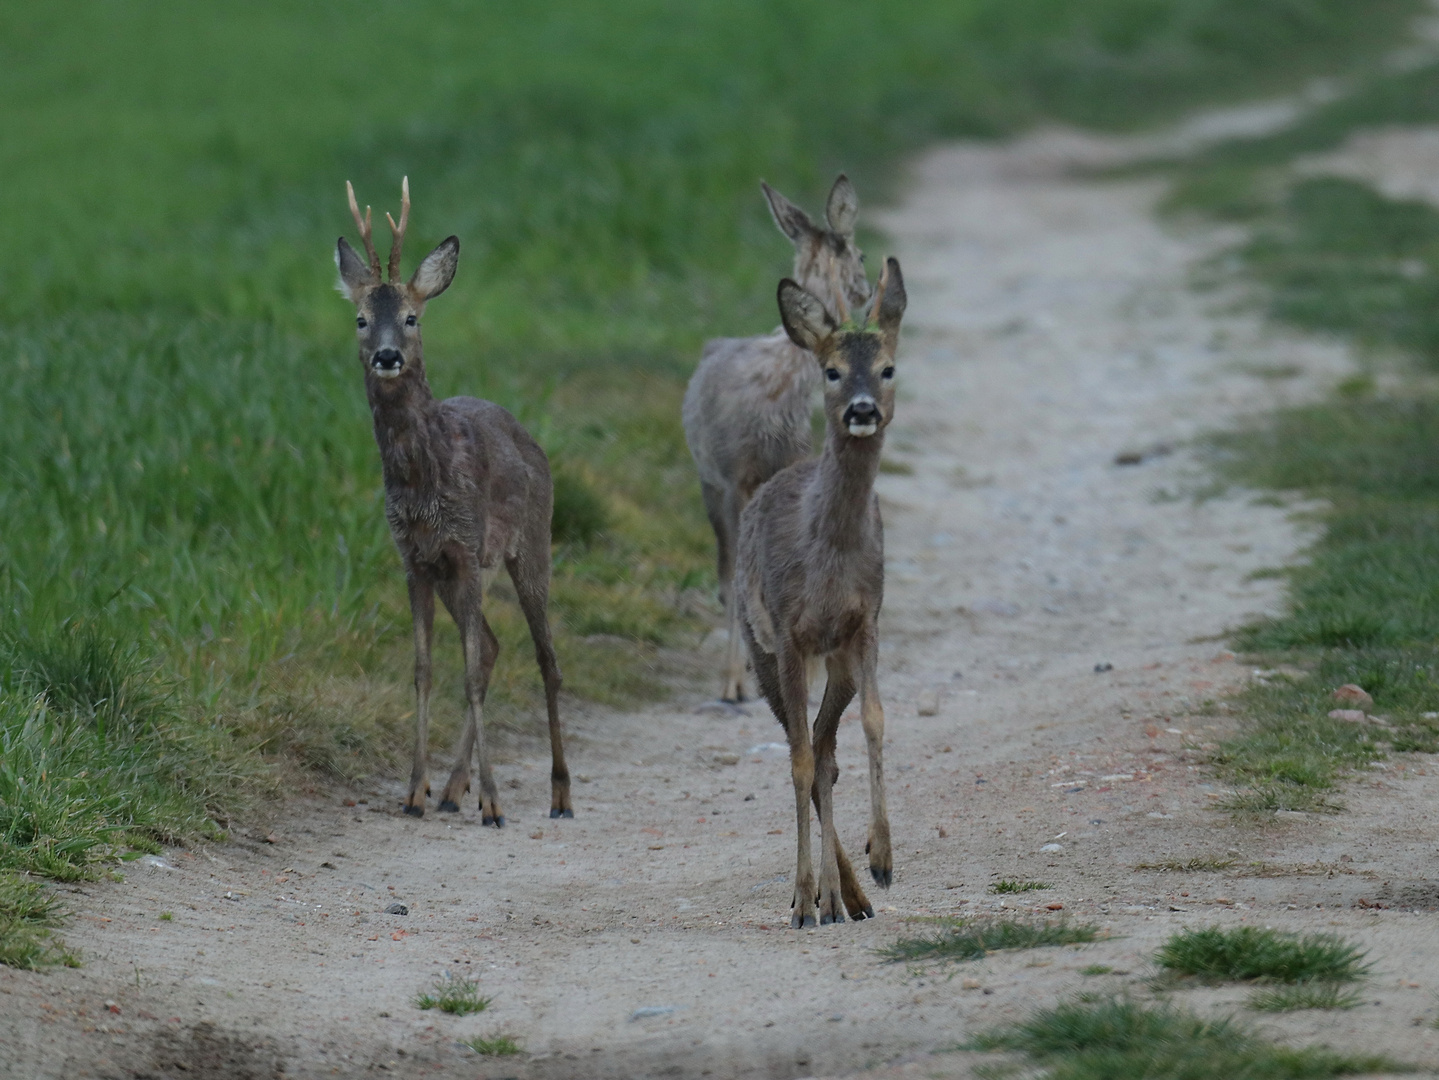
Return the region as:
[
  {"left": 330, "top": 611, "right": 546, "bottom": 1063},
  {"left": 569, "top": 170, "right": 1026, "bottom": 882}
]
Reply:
[
  {"left": 858, "top": 630, "right": 892, "bottom": 888},
  {"left": 779, "top": 646, "right": 817, "bottom": 928},
  {"left": 403, "top": 574, "right": 436, "bottom": 817},
  {"left": 454, "top": 574, "right": 504, "bottom": 827},
  {"left": 440, "top": 615, "right": 497, "bottom": 813}
]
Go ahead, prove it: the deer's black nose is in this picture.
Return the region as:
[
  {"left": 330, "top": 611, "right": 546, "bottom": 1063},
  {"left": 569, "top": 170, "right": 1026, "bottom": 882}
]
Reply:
[
  {"left": 843, "top": 398, "right": 880, "bottom": 426},
  {"left": 373, "top": 348, "right": 403, "bottom": 371}
]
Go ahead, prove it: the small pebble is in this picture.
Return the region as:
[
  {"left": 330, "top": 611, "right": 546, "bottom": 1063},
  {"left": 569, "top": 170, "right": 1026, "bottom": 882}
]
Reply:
[{"left": 384, "top": 903, "right": 408, "bottom": 916}]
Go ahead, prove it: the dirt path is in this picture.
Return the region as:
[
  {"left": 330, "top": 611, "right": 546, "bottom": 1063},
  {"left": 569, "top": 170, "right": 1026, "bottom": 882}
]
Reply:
[{"left": 7, "top": 129, "right": 1439, "bottom": 1080}]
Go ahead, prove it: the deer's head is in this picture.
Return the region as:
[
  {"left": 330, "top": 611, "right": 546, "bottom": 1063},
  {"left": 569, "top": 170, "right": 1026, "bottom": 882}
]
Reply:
[
  {"left": 336, "top": 177, "right": 458, "bottom": 389},
  {"left": 762, "top": 175, "right": 869, "bottom": 326},
  {"left": 778, "top": 257, "right": 906, "bottom": 440}
]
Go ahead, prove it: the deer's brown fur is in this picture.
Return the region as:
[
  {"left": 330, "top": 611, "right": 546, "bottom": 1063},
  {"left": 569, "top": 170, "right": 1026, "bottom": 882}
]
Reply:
[
  {"left": 682, "top": 176, "right": 869, "bottom": 704},
  {"left": 736, "top": 258, "right": 906, "bottom": 927},
  {"left": 335, "top": 179, "right": 570, "bottom": 824}
]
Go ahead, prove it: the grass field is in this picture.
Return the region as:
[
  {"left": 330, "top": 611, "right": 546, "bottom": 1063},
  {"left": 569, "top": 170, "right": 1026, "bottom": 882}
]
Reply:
[{"left": 0, "top": 1, "right": 1423, "bottom": 959}]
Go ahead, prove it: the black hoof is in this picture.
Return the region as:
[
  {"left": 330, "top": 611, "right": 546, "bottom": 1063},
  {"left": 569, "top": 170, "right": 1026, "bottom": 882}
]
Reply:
[
  {"left": 861, "top": 904, "right": 875, "bottom": 919},
  {"left": 402, "top": 804, "right": 424, "bottom": 818},
  {"left": 820, "top": 911, "right": 845, "bottom": 926},
  {"left": 438, "top": 800, "right": 460, "bottom": 813},
  {"left": 549, "top": 807, "right": 574, "bottom": 819},
  {"left": 870, "top": 867, "right": 891, "bottom": 888},
  {"left": 479, "top": 814, "right": 505, "bottom": 828}
]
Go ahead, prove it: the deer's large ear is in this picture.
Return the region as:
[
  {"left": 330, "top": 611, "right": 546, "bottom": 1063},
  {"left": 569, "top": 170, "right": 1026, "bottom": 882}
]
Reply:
[
  {"left": 825, "top": 174, "right": 859, "bottom": 237},
  {"left": 335, "top": 237, "right": 378, "bottom": 302},
  {"left": 778, "top": 279, "right": 835, "bottom": 353},
  {"left": 762, "top": 182, "right": 816, "bottom": 243},
  {"left": 410, "top": 236, "right": 459, "bottom": 300},
  {"left": 871, "top": 257, "right": 907, "bottom": 338}
]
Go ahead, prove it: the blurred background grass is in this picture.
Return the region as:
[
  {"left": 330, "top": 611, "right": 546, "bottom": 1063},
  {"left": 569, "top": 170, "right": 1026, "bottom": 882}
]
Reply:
[{"left": 0, "top": 1, "right": 1423, "bottom": 902}]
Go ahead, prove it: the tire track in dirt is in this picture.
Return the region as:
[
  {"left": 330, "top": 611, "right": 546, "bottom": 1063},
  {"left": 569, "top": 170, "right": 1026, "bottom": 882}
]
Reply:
[{"left": 6, "top": 129, "right": 1439, "bottom": 1079}]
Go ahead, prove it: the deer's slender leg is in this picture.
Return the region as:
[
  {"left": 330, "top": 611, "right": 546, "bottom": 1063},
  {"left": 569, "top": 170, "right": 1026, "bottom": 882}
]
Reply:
[
  {"left": 809, "top": 653, "right": 873, "bottom": 920},
  {"left": 439, "top": 614, "right": 498, "bottom": 812},
  {"left": 443, "top": 565, "right": 503, "bottom": 827},
  {"left": 508, "top": 553, "right": 571, "bottom": 818},
  {"left": 775, "top": 643, "right": 817, "bottom": 928},
  {"left": 403, "top": 572, "right": 436, "bottom": 817},
  {"left": 857, "top": 625, "right": 891, "bottom": 887},
  {"left": 810, "top": 653, "right": 855, "bottom": 924},
  {"left": 719, "top": 486, "right": 747, "bottom": 703}
]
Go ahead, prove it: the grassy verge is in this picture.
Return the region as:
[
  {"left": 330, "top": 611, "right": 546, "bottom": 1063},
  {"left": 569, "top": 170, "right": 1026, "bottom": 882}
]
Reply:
[
  {"left": 0, "top": 2, "right": 1423, "bottom": 961},
  {"left": 1147, "top": 56, "right": 1439, "bottom": 812},
  {"left": 966, "top": 997, "right": 1410, "bottom": 1078},
  {"left": 882, "top": 917, "right": 1099, "bottom": 963},
  {"left": 413, "top": 972, "right": 491, "bottom": 1016}
]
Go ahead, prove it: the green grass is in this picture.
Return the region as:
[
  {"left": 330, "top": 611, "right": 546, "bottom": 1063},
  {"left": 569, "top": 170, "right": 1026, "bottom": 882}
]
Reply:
[
  {"left": 413, "top": 972, "right": 491, "bottom": 1016},
  {"left": 1080, "top": 964, "right": 1115, "bottom": 976},
  {"left": 464, "top": 1032, "right": 523, "bottom": 1057},
  {"left": 1154, "top": 927, "right": 1369, "bottom": 985},
  {"left": 1133, "top": 857, "right": 1235, "bottom": 872},
  {"left": 0, "top": 1, "right": 1421, "bottom": 906},
  {"left": 882, "top": 917, "right": 1100, "bottom": 963},
  {"left": 1248, "top": 982, "right": 1364, "bottom": 1012},
  {"left": 1153, "top": 59, "right": 1439, "bottom": 813},
  {"left": 967, "top": 997, "right": 1410, "bottom": 1079},
  {"left": 991, "top": 879, "right": 1052, "bottom": 893},
  {"left": 0, "top": 873, "right": 79, "bottom": 970}
]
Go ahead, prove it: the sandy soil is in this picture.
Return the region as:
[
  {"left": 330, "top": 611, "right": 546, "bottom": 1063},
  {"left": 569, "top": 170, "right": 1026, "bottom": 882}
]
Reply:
[{"left": 6, "top": 128, "right": 1439, "bottom": 1080}]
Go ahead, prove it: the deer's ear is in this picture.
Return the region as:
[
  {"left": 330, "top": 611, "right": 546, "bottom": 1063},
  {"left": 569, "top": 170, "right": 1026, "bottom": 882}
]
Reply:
[
  {"left": 335, "top": 237, "right": 377, "bottom": 302},
  {"left": 778, "top": 279, "right": 834, "bottom": 352},
  {"left": 825, "top": 174, "right": 859, "bottom": 237},
  {"left": 872, "top": 257, "right": 907, "bottom": 337},
  {"left": 762, "top": 181, "right": 816, "bottom": 243},
  {"left": 410, "top": 236, "right": 459, "bottom": 300}
]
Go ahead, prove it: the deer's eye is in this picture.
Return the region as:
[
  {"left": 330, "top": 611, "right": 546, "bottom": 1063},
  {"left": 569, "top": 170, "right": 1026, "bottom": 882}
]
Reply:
[
  {"left": 825, "top": 368, "right": 841, "bottom": 383},
  {"left": 405, "top": 315, "right": 417, "bottom": 327},
  {"left": 356, "top": 317, "right": 367, "bottom": 329},
  {"left": 882, "top": 366, "right": 895, "bottom": 379}
]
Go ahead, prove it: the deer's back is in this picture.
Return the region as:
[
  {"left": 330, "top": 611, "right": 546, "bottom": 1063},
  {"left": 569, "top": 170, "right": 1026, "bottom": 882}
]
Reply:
[{"left": 682, "top": 331, "right": 816, "bottom": 497}]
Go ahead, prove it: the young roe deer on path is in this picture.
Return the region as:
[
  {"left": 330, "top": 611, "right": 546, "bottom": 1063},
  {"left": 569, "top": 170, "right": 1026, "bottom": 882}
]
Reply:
[
  {"left": 736, "top": 258, "right": 906, "bottom": 927},
  {"left": 335, "top": 178, "right": 571, "bottom": 824},
  {"left": 683, "top": 176, "right": 871, "bottom": 705}
]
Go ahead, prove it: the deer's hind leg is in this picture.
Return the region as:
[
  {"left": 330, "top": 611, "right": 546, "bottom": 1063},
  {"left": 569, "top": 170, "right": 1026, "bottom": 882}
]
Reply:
[
  {"left": 439, "top": 614, "right": 499, "bottom": 812},
  {"left": 403, "top": 573, "right": 436, "bottom": 817},
  {"left": 508, "top": 552, "right": 571, "bottom": 819},
  {"left": 810, "top": 655, "right": 873, "bottom": 921},
  {"left": 857, "top": 625, "right": 892, "bottom": 887},
  {"left": 713, "top": 484, "right": 748, "bottom": 704}
]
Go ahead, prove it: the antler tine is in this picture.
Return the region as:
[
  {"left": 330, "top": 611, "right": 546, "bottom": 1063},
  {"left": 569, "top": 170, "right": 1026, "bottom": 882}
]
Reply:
[
  {"left": 346, "top": 181, "right": 381, "bottom": 278},
  {"left": 868, "top": 258, "right": 890, "bottom": 325},
  {"left": 826, "top": 260, "right": 851, "bottom": 325},
  {"left": 386, "top": 176, "right": 411, "bottom": 283}
]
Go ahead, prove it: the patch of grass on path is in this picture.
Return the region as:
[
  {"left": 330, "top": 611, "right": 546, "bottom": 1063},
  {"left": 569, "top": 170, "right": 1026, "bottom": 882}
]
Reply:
[
  {"left": 1156, "top": 927, "right": 1369, "bottom": 985},
  {"left": 464, "top": 1033, "right": 523, "bottom": 1057},
  {"left": 882, "top": 917, "right": 1099, "bottom": 963},
  {"left": 991, "top": 879, "right": 1051, "bottom": 893},
  {"left": 966, "top": 997, "right": 1411, "bottom": 1078},
  {"left": 414, "top": 973, "right": 491, "bottom": 1016},
  {"left": 1249, "top": 982, "right": 1364, "bottom": 1012}
]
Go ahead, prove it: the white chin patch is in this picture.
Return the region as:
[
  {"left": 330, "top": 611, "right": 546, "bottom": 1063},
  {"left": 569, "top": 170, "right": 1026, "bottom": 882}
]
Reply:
[
  {"left": 847, "top": 422, "right": 878, "bottom": 437},
  {"left": 371, "top": 364, "right": 403, "bottom": 379}
]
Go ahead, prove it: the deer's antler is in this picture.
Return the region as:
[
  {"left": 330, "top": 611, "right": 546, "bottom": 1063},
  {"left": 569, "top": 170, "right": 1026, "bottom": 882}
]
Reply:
[
  {"left": 386, "top": 176, "right": 411, "bottom": 283},
  {"left": 346, "top": 181, "right": 381, "bottom": 279}
]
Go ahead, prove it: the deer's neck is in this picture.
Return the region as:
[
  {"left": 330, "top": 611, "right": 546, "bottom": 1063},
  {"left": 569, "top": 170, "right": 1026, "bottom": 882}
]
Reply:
[
  {"left": 368, "top": 371, "right": 440, "bottom": 491},
  {"left": 811, "top": 426, "right": 883, "bottom": 549}
]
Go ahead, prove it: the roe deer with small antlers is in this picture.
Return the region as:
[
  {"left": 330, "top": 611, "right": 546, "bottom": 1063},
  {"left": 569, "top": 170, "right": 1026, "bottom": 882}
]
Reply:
[
  {"left": 683, "top": 176, "right": 870, "bottom": 704},
  {"left": 736, "top": 258, "right": 906, "bottom": 927},
  {"left": 335, "top": 178, "right": 571, "bottom": 823}
]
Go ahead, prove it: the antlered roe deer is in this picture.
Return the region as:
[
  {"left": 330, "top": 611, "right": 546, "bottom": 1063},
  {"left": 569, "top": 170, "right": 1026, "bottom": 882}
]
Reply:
[
  {"left": 682, "top": 176, "right": 870, "bottom": 704},
  {"left": 335, "top": 178, "right": 571, "bottom": 824},
  {"left": 736, "top": 259, "right": 906, "bottom": 927}
]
